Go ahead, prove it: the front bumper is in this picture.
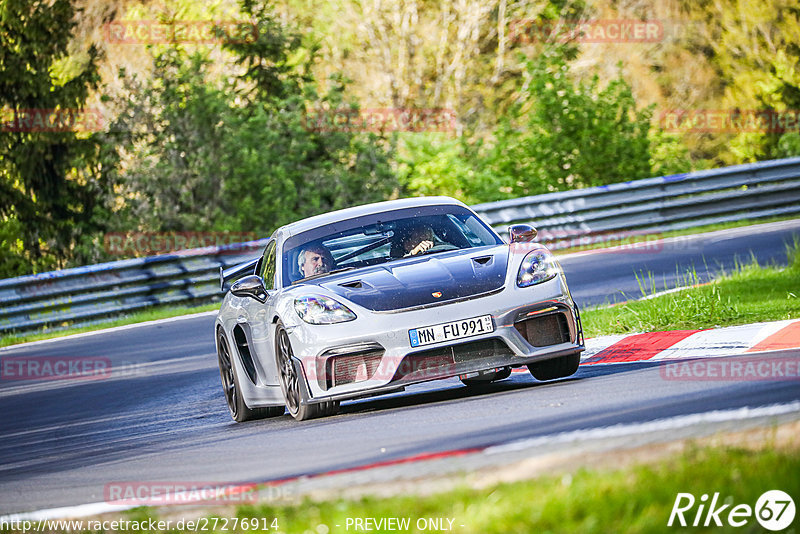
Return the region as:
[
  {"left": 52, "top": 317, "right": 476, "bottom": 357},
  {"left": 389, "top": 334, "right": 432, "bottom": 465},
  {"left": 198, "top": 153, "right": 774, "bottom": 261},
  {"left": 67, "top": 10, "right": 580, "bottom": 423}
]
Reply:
[{"left": 287, "top": 275, "right": 584, "bottom": 403}]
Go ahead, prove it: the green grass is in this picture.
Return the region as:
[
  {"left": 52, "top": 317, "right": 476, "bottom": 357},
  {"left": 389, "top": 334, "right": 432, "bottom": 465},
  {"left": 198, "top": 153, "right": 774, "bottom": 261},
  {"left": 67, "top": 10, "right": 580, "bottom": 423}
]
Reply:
[
  {"left": 6, "top": 440, "right": 796, "bottom": 533},
  {"left": 99, "top": 440, "right": 798, "bottom": 533},
  {"left": 581, "top": 242, "right": 800, "bottom": 336},
  {"left": 0, "top": 302, "right": 219, "bottom": 348},
  {"left": 552, "top": 214, "right": 800, "bottom": 255}
]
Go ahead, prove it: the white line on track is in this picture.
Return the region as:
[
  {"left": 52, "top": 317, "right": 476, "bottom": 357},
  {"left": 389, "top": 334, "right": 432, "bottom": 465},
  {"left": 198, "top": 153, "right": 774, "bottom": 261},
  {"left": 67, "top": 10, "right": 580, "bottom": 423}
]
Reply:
[{"left": 484, "top": 401, "right": 800, "bottom": 455}]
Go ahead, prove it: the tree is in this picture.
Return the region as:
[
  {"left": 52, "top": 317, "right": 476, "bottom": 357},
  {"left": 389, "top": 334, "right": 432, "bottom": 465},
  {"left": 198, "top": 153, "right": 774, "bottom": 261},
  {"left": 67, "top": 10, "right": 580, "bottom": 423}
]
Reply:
[
  {"left": 399, "top": 47, "right": 658, "bottom": 202},
  {"left": 106, "top": 0, "right": 398, "bottom": 238},
  {"left": 494, "top": 50, "right": 653, "bottom": 195},
  {"left": 0, "top": 0, "right": 106, "bottom": 277},
  {"left": 685, "top": 0, "right": 800, "bottom": 163}
]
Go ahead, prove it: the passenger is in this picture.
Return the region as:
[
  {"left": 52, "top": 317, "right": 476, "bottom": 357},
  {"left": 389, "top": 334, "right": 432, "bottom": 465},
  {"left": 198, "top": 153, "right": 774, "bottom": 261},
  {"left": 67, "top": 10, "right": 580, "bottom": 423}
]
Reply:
[
  {"left": 298, "top": 244, "right": 334, "bottom": 278},
  {"left": 399, "top": 223, "right": 436, "bottom": 257}
]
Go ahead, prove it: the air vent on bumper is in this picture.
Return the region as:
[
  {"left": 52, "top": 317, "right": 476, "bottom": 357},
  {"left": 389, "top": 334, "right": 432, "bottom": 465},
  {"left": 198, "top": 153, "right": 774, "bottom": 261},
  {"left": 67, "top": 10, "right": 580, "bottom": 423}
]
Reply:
[
  {"left": 392, "top": 338, "right": 514, "bottom": 382},
  {"left": 514, "top": 313, "right": 570, "bottom": 347},
  {"left": 320, "top": 343, "right": 385, "bottom": 389}
]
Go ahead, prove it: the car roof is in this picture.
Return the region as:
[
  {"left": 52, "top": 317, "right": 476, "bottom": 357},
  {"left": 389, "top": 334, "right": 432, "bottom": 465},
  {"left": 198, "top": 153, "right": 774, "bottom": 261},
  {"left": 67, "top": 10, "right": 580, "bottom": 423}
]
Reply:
[{"left": 276, "top": 196, "right": 468, "bottom": 237}]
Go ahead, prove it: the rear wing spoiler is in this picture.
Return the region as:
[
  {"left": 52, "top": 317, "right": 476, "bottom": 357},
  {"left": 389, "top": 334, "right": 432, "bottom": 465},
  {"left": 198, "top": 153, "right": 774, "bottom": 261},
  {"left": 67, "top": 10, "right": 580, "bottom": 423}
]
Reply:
[{"left": 219, "top": 257, "right": 259, "bottom": 292}]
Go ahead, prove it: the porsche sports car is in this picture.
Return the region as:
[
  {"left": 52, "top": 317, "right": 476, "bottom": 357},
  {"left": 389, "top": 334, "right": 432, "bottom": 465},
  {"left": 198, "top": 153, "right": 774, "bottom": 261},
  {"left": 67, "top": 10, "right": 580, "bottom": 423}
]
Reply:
[{"left": 215, "top": 197, "right": 584, "bottom": 421}]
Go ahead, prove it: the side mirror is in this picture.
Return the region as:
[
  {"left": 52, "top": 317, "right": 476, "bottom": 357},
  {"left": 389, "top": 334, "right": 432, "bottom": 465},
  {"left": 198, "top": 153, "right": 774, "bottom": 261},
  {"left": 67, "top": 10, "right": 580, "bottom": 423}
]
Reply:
[
  {"left": 508, "top": 224, "right": 538, "bottom": 243},
  {"left": 231, "top": 275, "right": 269, "bottom": 303}
]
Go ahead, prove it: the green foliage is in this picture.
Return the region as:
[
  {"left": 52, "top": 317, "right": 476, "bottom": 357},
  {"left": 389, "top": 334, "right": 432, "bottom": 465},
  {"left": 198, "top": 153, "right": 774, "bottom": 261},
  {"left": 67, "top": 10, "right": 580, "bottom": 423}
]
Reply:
[
  {"left": 2, "top": 0, "right": 796, "bottom": 279},
  {"left": 214, "top": 90, "right": 398, "bottom": 235},
  {"left": 104, "top": 50, "right": 233, "bottom": 233},
  {"left": 397, "top": 134, "right": 474, "bottom": 201},
  {"left": 105, "top": 1, "right": 397, "bottom": 238},
  {"left": 0, "top": 0, "right": 107, "bottom": 277},
  {"left": 495, "top": 51, "right": 653, "bottom": 195},
  {"left": 648, "top": 130, "right": 696, "bottom": 177},
  {"left": 697, "top": 0, "right": 800, "bottom": 163},
  {"left": 401, "top": 48, "right": 658, "bottom": 203},
  {"left": 777, "top": 132, "right": 800, "bottom": 158},
  {"left": 224, "top": 0, "right": 311, "bottom": 101}
]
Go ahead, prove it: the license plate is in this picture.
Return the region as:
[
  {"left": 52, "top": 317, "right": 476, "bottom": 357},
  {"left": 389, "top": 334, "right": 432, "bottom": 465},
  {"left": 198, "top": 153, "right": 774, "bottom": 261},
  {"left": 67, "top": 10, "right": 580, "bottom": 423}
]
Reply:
[{"left": 409, "top": 315, "right": 494, "bottom": 347}]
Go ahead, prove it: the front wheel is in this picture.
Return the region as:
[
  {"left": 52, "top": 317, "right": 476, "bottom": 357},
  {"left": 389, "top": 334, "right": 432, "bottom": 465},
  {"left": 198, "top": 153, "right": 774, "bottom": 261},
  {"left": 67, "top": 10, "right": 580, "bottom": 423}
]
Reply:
[
  {"left": 217, "top": 330, "right": 284, "bottom": 422},
  {"left": 527, "top": 352, "right": 581, "bottom": 381},
  {"left": 275, "top": 321, "right": 338, "bottom": 421}
]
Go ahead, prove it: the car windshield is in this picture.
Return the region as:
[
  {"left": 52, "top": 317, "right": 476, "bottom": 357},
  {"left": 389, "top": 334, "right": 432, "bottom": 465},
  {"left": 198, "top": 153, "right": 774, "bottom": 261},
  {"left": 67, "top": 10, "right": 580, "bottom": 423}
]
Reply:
[{"left": 283, "top": 205, "right": 502, "bottom": 286}]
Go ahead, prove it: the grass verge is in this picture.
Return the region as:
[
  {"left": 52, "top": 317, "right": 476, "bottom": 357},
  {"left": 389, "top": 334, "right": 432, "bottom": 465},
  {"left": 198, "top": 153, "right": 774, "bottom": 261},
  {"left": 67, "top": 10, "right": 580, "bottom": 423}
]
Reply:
[
  {"left": 255, "top": 445, "right": 797, "bottom": 533},
  {"left": 0, "top": 302, "right": 219, "bottom": 348},
  {"left": 581, "top": 242, "right": 800, "bottom": 336},
  {"left": 91, "top": 431, "right": 798, "bottom": 533}
]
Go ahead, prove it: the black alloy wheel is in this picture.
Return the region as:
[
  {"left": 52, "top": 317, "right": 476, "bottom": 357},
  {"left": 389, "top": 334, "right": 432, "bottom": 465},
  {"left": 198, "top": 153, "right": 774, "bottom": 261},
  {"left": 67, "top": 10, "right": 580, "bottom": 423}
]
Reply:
[{"left": 218, "top": 329, "right": 283, "bottom": 421}]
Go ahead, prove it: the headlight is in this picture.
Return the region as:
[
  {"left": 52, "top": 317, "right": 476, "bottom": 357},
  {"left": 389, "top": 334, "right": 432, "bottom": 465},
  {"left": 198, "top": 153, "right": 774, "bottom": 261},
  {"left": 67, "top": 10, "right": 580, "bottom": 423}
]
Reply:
[
  {"left": 517, "top": 249, "right": 559, "bottom": 287},
  {"left": 294, "top": 295, "right": 357, "bottom": 324}
]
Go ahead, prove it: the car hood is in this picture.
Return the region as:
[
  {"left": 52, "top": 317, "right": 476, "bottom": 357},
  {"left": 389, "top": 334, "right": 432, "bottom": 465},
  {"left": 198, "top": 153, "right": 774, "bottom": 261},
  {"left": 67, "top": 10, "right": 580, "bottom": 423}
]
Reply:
[{"left": 314, "top": 245, "right": 509, "bottom": 311}]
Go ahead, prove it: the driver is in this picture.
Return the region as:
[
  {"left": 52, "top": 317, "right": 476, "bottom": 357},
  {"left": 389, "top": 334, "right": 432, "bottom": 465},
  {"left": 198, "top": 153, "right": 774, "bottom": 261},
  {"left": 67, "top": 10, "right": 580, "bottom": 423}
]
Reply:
[
  {"left": 399, "top": 223, "right": 436, "bottom": 257},
  {"left": 298, "top": 244, "right": 334, "bottom": 278}
]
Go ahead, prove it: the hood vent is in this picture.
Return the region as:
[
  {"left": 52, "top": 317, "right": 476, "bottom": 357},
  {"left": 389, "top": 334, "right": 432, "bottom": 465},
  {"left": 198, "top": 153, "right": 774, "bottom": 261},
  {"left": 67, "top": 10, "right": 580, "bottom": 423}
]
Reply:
[{"left": 318, "top": 245, "right": 509, "bottom": 311}]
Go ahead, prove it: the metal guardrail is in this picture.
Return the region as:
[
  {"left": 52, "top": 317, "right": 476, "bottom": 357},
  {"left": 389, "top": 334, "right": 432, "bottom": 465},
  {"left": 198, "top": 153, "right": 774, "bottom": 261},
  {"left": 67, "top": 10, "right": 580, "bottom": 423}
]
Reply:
[
  {"left": 473, "top": 156, "right": 800, "bottom": 242},
  {"left": 0, "top": 244, "right": 265, "bottom": 336},
  {"left": 2, "top": 157, "right": 800, "bottom": 335}
]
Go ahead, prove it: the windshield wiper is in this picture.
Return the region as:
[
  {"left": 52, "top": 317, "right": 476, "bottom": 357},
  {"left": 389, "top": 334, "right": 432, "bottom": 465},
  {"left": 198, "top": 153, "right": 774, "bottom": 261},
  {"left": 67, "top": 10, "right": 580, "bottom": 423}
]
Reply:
[{"left": 292, "top": 266, "right": 355, "bottom": 284}]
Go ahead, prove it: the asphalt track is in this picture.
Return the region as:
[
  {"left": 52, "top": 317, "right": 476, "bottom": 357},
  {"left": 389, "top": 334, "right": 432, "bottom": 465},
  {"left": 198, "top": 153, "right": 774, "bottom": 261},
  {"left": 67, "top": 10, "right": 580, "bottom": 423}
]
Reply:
[{"left": 1, "top": 220, "right": 799, "bottom": 515}]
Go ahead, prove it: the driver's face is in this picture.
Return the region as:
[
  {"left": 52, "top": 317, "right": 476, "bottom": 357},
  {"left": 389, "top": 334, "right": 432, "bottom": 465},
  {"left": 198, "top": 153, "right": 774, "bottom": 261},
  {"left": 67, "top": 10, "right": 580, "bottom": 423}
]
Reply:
[
  {"left": 301, "top": 250, "right": 328, "bottom": 277},
  {"left": 402, "top": 227, "right": 434, "bottom": 251}
]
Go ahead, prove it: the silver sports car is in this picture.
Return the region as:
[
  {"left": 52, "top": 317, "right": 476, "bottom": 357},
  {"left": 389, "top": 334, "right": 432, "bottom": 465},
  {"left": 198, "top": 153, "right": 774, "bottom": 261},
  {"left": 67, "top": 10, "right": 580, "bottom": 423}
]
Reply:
[{"left": 215, "top": 197, "right": 584, "bottom": 421}]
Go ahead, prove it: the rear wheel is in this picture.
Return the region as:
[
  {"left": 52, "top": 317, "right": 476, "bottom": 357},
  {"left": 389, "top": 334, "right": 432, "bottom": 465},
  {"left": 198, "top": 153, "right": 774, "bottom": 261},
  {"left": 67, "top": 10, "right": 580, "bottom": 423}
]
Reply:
[
  {"left": 527, "top": 352, "right": 581, "bottom": 381},
  {"left": 217, "top": 330, "right": 284, "bottom": 422},
  {"left": 275, "top": 321, "right": 339, "bottom": 421},
  {"left": 460, "top": 367, "right": 512, "bottom": 386}
]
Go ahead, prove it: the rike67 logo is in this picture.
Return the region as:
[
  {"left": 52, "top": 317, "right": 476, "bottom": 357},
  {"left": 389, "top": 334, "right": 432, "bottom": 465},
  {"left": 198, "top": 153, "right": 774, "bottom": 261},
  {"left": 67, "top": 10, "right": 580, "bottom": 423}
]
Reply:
[{"left": 668, "top": 490, "right": 796, "bottom": 531}]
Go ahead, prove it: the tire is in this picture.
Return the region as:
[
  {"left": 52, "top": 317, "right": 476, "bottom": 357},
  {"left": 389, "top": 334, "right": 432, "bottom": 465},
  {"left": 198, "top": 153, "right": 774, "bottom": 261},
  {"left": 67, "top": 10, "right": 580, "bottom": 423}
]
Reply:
[
  {"left": 527, "top": 352, "right": 581, "bottom": 381},
  {"left": 275, "top": 321, "right": 339, "bottom": 421},
  {"left": 217, "top": 330, "right": 284, "bottom": 422},
  {"left": 317, "top": 401, "right": 340, "bottom": 417},
  {"left": 460, "top": 367, "right": 512, "bottom": 386}
]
